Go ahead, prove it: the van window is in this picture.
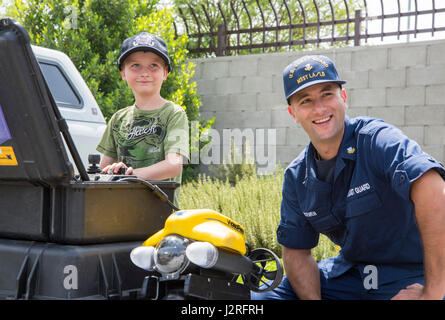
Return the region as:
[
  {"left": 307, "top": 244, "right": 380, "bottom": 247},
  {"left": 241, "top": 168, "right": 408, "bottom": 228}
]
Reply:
[{"left": 39, "top": 62, "right": 82, "bottom": 108}]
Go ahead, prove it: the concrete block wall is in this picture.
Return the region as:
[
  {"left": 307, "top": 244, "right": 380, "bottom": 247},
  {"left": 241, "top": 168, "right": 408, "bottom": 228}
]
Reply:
[{"left": 190, "top": 39, "right": 445, "bottom": 171}]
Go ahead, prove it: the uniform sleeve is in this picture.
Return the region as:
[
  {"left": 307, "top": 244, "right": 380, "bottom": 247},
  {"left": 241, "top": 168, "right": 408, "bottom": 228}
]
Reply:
[
  {"left": 164, "top": 107, "right": 189, "bottom": 162},
  {"left": 365, "top": 124, "right": 445, "bottom": 201},
  {"left": 277, "top": 168, "right": 319, "bottom": 249},
  {"left": 96, "top": 114, "right": 118, "bottom": 158}
]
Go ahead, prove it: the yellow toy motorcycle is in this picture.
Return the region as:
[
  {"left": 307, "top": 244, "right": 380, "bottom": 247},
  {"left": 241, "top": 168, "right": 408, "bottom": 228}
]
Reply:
[{"left": 130, "top": 209, "right": 283, "bottom": 300}]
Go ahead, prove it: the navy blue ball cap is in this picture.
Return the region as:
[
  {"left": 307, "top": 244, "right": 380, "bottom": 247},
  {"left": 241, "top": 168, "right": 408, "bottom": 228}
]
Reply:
[
  {"left": 118, "top": 32, "right": 171, "bottom": 72},
  {"left": 283, "top": 55, "right": 346, "bottom": 104}
]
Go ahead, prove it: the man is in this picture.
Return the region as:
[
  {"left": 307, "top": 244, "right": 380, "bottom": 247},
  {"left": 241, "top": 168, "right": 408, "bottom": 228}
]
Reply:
[{"left": 253, "top": 55, "right": 445, "bottom": 300}]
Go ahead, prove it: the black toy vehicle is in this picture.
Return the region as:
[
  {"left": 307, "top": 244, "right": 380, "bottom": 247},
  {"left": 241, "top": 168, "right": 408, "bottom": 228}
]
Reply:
[{"left": 0, "top": 18, "right": 283, "bottom": 300}]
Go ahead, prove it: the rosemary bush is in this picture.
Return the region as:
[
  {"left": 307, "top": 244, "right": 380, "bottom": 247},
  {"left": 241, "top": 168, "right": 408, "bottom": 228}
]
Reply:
[{"left": 179, "top": 166, "right": 339, "bottom": 260}]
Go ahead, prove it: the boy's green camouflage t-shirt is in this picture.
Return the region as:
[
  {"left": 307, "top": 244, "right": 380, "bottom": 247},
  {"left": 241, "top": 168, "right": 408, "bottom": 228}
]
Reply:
[{"left": 96, "top": 101, "right": 189, "bottom": 186}]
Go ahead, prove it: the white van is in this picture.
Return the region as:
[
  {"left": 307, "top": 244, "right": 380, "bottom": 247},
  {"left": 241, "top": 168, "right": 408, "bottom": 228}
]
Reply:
[{"left": 32, "top": 45, "right": 106, "bottom": 170}]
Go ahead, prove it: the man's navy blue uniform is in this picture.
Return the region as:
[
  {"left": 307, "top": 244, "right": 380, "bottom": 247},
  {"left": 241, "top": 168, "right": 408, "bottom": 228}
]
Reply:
[
  {"left": 253, "top": 55, "right": 445, "bottom": 300},
  {"left": 254, "top": 116, "right": 445, "bottom": 299},
  {"left": 280, "top": 115, "right": 444, "bottom": 265}
]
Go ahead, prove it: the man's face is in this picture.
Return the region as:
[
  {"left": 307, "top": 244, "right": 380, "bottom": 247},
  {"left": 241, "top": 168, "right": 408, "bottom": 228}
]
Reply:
[
  {"left": 121, "top": 51, "right": 168, "bottom": 96},
  {"left": 288, "top": 82, "right": 348, "bottom": 148}
]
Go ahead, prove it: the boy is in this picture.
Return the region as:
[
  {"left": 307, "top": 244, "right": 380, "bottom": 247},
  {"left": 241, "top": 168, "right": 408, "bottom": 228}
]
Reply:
[{"left": 96, "top": 32, "right": 189, "bottom": 204}]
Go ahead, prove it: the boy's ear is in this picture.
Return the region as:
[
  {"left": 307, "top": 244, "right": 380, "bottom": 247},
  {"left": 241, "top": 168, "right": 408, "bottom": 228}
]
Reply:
[
  {"left": 162, "top": 66, "right": 169, "bottom": 80},
  {"left": 121, "top": 69, "right": 126, "bottom": 81}
]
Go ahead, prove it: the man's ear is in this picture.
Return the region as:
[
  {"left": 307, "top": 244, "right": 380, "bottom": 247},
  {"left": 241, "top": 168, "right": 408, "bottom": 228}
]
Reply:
[
  {"left": 287, "top": 105, "right": 294, "bottom": 117},
  {"left": 287, "top": 105, "right": 299, "bottom": 123},
  {"left": 121, "top": 69, "right": 126, "bottom": 81},
  {"left": 341, "top": 89, "right": 347, "bottom": 103}
]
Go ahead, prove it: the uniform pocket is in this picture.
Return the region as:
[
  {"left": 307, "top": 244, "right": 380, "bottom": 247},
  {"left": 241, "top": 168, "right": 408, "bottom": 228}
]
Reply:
[
  {"left": 342, "top": 190, "right": 393, "bottom": 262},
  {"left": 346, "top": 190, "right": 382, "bottom": 218}
]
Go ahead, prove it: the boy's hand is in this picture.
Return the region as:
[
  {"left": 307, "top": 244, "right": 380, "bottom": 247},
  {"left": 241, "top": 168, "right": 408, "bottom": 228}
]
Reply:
[{"left": 101, "top": 162, "right": 133, "bottom": 175}]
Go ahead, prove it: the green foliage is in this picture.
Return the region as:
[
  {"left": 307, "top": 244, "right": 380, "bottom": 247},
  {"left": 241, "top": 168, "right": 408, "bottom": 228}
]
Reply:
[
  {"left": 11, "top": 0, "right": 213, "bottom": 181},
  {"left": 179, "top": 164, "right": 340, "bottom": 260},
  {"left": 0, "top": 0, "right": 15, "bottom": 17}
]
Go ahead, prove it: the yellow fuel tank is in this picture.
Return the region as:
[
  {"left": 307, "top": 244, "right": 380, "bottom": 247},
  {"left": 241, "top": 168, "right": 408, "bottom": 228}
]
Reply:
[{"left": 142, "top": 209, "right": 246, "bottom": 255}]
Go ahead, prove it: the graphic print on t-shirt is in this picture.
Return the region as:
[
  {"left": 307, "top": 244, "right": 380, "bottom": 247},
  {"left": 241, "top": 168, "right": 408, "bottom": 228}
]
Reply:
[{"left": 113, "top": 115, "right": 166, "bottom": 168}]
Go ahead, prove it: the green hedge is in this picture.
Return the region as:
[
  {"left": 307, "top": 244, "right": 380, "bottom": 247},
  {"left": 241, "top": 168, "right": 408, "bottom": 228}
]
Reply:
[{"left": 179, "top": 167, "right": 339, "bottom": 260}]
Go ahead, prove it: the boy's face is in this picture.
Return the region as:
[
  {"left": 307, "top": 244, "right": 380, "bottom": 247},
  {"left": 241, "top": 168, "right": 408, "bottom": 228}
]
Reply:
[
  {"left": 287, "top": 82, "right": 348, "bottom": 148},
  {"left": 121, "top": 51, "right": 168, "bottom": 96}
]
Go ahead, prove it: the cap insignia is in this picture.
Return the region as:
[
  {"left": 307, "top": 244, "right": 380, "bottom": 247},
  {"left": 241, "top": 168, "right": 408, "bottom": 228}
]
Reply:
[{"left": 133, "top": 33, "right": 155, "bottom": 47}]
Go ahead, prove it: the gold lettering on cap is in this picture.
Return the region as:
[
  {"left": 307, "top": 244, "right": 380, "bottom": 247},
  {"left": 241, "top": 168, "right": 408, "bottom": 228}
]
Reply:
[
  {"left": 311, "top": 57, "right": 329, "bottom": 67},
  {"left": 297, "top": 74, "right": 309, "bottom": 84},
  {"left": 296, "top": 71, "right": 325, "bottom": 84}
]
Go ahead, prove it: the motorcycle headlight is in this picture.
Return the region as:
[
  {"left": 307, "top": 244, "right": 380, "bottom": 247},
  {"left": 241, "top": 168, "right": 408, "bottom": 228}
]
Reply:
[
  {"left": 130, "top": 245, "right": 156, "bottom": 271},
  {"left": 185, "top": 241, "right": 218, "bottom": 268},
  {"left": 154, "top": 235, "right": 189, "bottom": 275}
]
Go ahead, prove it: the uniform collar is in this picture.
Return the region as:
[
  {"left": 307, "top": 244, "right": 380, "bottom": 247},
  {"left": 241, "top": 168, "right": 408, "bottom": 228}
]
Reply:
[
  {"left": 337, "top": 116, "right": 357, "bottom": 161},
  {"left": 304, "top": 116, "right": 357, "bottom": 182}
]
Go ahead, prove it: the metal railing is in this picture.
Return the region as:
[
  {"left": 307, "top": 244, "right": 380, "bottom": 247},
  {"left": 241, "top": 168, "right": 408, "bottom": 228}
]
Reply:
[{"left": 173, "top": 0, "right": 445, "bottom": 56}]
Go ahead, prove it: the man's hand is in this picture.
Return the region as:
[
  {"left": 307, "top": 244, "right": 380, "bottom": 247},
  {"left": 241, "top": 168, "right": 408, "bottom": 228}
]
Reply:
[{"left": 391, "top": 283, "right": 426, "bottom": 300}]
